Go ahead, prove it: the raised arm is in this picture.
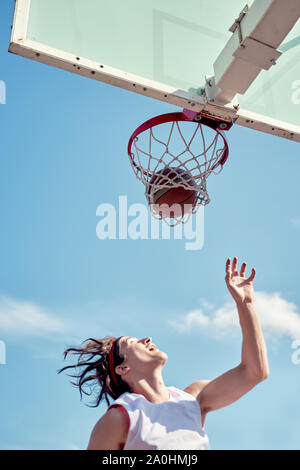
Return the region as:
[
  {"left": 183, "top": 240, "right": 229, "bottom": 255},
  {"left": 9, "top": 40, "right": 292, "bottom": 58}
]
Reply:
[{"left": 185, "top": 257, "right": 269, "bottom": 422}]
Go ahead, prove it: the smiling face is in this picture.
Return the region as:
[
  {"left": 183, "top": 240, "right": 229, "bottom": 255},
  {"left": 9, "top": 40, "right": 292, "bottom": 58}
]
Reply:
[{"left": 115, "top": 336, "right": 168, "bottom": 383}]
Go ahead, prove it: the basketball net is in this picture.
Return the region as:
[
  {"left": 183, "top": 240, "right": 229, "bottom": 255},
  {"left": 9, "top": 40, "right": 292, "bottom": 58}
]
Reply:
[{"left": 128, "top": 110, "right": 231, "bottom": 226}]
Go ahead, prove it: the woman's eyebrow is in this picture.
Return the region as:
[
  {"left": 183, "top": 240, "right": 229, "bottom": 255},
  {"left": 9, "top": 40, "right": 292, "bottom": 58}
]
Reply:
[{"left": 128, "top": 337, "right": 138, "bottom": 343}]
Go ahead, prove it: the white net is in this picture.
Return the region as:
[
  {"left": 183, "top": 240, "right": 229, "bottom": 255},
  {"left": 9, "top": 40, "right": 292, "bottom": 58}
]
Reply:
[{"left": 129, "top": 119, "right": 227, "bottom": 225}]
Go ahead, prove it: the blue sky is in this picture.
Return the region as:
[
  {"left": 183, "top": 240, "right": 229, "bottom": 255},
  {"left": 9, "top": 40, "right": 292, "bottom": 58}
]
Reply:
[{"left": 1, "top": 0, "right": 300, "bottom": 450}]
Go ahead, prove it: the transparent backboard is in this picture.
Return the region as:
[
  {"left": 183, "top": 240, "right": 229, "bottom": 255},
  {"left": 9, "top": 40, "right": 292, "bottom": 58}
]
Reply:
[{"left": 9, "top": 0, "right": 300, "bottom": 141}]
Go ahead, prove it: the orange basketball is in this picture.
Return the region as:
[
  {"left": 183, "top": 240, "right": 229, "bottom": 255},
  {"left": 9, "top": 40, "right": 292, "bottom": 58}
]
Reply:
[{"left": 148, "top": 167, "right": 198, "bottom": 218}]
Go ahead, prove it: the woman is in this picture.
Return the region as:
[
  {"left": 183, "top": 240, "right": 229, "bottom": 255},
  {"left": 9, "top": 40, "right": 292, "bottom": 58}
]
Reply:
[{"left": 59, "top": 257, "right": 269, "bottom": 450}]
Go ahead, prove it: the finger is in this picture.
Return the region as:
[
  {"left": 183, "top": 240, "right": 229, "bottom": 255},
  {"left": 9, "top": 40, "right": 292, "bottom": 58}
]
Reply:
[
  {"left": 225, "top": 258, "right": 231, "bottom": 282},
  {"left": 225, "top": 258, "right": 231, "bottom": 274},
  {"left": 232, "top": 256, "right": 238, "bottom": 276},
  {"left": 246, "top": 268, "right": 256, "bottom": 282},
  {"left": 240, "top": 262, "right": 246, "bottom": 278}
]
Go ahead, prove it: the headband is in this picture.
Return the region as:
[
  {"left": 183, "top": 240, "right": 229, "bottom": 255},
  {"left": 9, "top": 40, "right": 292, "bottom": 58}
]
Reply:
[{"left": 108, "top": 337, "right": 122, "bottom": 386}]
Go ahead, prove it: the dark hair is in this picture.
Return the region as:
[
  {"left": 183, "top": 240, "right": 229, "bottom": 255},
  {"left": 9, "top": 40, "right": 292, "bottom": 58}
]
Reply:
[{"left": 57, "top": 336, "right": 131, "bottom": 407}]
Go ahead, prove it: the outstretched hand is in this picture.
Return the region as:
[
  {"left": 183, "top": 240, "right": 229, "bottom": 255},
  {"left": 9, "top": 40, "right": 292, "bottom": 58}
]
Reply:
[{"left": 225, "top": 257, "right": 256, "bottom": 304}]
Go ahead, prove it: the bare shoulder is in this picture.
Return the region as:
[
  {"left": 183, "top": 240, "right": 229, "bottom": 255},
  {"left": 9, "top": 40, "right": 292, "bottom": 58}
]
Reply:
[
  {"left": 184, "top": 380, "right": 211, "bottom": 400},
  {"left": 87, "top": 406, "right": 129, "bottom": 450},
  {"left": 184, "top": 380, "right": 211, "bottom": 427}
]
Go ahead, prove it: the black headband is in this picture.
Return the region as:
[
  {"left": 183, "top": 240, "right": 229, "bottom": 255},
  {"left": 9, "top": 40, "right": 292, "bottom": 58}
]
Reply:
[{"left": 108, "top": 336, "right": 123, "bottom": 386}]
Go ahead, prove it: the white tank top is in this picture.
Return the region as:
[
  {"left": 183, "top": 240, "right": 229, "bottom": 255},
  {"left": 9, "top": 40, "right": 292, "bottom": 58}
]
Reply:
[{"left": 108, "top": 386, "right": 210, "bottom": 450}]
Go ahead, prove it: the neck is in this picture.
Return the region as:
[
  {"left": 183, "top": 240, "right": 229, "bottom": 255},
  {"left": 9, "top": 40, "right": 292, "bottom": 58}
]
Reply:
[{"left": 131, "top": 370, "right": 170, "bottom": 404}]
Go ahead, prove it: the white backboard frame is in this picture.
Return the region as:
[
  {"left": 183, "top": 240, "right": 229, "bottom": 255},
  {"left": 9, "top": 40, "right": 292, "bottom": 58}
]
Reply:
[{"left": 9, "top": 0, "right": 300, "bottom": 142}]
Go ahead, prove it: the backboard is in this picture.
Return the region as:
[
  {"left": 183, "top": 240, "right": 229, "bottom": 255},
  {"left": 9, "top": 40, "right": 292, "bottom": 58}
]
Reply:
[{"left": 9, "top": 0, "right": 300, "bottom": 141}]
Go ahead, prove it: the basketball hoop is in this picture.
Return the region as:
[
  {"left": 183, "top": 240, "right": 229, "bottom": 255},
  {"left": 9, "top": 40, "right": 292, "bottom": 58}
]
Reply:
[{"left": 127, "top": 109, "right": 232, "bottom": 225}]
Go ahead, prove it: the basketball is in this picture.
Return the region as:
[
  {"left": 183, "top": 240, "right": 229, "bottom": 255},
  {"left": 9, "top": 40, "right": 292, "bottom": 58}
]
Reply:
[{"left": 148, "top": 167, "right": 198, "bottom": 218}]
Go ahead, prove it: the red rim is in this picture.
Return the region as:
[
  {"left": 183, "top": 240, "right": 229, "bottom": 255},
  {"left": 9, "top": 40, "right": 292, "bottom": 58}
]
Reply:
[{"left": 127, "top": 110, "right": 231, "bottom": 176}]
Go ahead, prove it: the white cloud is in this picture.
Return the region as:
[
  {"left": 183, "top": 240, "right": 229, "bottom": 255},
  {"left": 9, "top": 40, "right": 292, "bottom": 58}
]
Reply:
[
  {"left": 254, "top": 292, "right": 300, "bottom": 339},
  {"left": 2, "top": 290, "right": 300, "bottom": 343},
  {"left": 169, "top": 291, "right": 300, "bottom": 340},
  {"left": 290, "top": 218, "right": 300, "bottom": 227},
  {"left": 0, "top": 295, "right": 67, "bottom": 337},
  {"left": 199, "top": 298, "right": 215, "bottom": 310},
  {"left": 212, "top": 302, "right": 240, "bottom": 330},
  {"left": 169, "top": 309, "right": 210, "bottom": 333}
]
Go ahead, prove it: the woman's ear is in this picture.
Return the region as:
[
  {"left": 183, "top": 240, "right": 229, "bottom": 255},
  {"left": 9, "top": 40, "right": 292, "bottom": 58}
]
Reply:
[{"left": 115, "top": 364, "right": 130, "bottom": 378}]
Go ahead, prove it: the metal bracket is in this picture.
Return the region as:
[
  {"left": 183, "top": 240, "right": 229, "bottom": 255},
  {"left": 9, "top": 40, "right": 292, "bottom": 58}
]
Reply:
[
  {"left": 204, "top": 75, "right": 217, "bottom": 102},
  {"left": 228, "top": 3, "right": 281, "bottom": 70},
  {"left": 229, "top": 5, "right": 249, "bottom": 44},
  {"left": 204, "top": 75, "right": 239, "bottom": 109},
  {"left": 234, "top": 37, "right": 282, "bottom": 70}
]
